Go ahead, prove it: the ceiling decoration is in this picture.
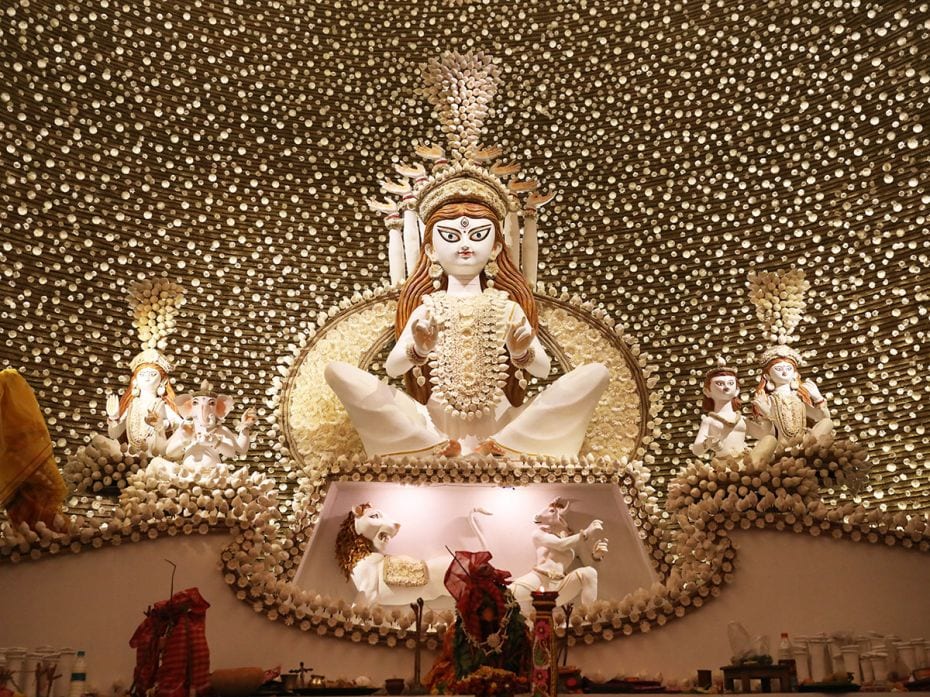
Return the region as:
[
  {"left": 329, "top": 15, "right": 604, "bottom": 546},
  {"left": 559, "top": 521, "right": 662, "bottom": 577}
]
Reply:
[{"left": 1, "top": 0, "right": 928, "bottom": 511}]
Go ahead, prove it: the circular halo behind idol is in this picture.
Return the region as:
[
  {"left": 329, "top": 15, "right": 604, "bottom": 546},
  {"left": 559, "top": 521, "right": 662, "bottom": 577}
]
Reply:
[{"left": 274, "top": 286, "right": 657, "bottom": 468}]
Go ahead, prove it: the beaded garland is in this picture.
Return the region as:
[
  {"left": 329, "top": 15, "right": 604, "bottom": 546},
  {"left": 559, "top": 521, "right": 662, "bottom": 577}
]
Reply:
[
  {"left": 126, "top": 399, "right": 157, "bottom": 452},
  {"left": 768, "top": 391, "right": 808, "bottom": 443},
  {"left": 422, "top": 289, "right": 511, "bottom": 421}
]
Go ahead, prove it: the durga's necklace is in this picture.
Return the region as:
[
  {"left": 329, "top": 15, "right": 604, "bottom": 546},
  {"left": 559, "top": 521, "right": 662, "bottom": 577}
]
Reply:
[
  {"left": 127, "top": 396, "right": 158, "bottom": 450},
  {"left": 422, "top": 289, "right": 510, "bottom": 421}
]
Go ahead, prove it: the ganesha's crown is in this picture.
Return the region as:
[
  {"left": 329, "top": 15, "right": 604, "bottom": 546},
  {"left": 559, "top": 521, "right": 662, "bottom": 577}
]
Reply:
[{"left": 367, "top": 51, "right": 556, "bottom": 288}]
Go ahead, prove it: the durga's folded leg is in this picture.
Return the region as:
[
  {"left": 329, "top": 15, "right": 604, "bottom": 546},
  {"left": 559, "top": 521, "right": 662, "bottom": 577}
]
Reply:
[
  {"left": 492, "top": 363, "right": 609, "bottom": 458},
  {"left": 324, "top": 361, "right": 445, "bottom": 456}
]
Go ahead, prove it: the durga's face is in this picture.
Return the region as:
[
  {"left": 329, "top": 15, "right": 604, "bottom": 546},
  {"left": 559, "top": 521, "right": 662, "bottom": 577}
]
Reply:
[
  {"left": 135, "top": 366, "right": 162, "bottom": 393},
  {"left": 429, "top": 215, "right": 500, "bottom": 280}
]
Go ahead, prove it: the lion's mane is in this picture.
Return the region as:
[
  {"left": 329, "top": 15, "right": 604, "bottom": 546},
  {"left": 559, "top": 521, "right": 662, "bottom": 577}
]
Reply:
[{"left": 335, "top": 504, "right": 376, "bottom": 580}]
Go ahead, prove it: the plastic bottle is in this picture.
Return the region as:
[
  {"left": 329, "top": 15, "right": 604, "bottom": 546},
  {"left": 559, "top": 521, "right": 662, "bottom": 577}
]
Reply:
[
  {"left": 778, "top": 633, "right": 798, "bottom": 690},
  {"left": 778, "top": 633, "right": 793, "bottom": 662},
  {"left": 68, "top": 651, "right": 86, "bottom": 697},
  {"left": 55, "top": 650, "right": 77, "bottom": 697},
  {"left": 23, "top": 652, "right": 39, "bottom": 697}
]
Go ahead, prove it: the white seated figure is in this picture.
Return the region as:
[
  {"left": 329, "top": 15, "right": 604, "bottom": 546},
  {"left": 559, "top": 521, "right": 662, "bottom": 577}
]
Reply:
[
  {"left": 691, "top": 358, "right": 776, "bottom": 464},
  {"left": 751, "top": 346, "right": 833, "bottom": 448},
  {"left": 508, "top": 497, "right": 608, "bottom": 616},
  {"left": 103, "top": 348, "right": 183, "bottom": 457},
  {"left": 159, "top": 381, "right": 257, "bottom": 476},
  {"left": 325, "top": 194, "right": 608, "bottom": 458}
]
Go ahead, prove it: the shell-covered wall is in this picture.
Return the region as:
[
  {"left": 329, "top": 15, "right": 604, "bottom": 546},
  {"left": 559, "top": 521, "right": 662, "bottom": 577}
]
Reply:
[{"left": 1, "top": 1, "right": 928, "bottom": 510}]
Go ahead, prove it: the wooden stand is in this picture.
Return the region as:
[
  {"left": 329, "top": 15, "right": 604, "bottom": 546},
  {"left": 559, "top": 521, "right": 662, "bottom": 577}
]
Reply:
[{"left": 722, "top": 663, "right": 795, "bottom": 693}]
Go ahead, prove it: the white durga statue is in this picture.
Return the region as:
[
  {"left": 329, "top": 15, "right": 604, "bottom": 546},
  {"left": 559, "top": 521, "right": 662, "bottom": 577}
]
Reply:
[
  {"left": 325, "top": 52, "right": 608, "bottom": 458},
  {"left": 325, "top": 200, "right": 608, "bottom": 458}
]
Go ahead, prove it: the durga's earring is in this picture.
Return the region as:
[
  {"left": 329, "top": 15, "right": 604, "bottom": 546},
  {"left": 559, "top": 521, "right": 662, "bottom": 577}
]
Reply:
[
  {"left": 485, "top": 248, "right": 500, "bottom": 287},
  {"left": 132, "top": 384, "right": 141, "bottom": 398},
  {"left": 426, "top": 246, "right": 443, "bottom": 289},
  {"left": 157, "top": 383, "right": 166, "bottom": 397}
]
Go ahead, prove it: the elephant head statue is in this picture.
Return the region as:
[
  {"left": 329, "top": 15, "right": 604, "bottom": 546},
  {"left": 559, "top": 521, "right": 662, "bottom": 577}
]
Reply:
[{"left": 162, "top": 381, "right": 256, "bottom": 472}]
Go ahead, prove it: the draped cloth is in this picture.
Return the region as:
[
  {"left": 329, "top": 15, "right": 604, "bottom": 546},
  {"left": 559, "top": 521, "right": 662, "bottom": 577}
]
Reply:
[
  {"left": 0, "top": 368, "right": 67, "bottom": 527},
  {"left": 425, "top": 551, "right": 531, "bottom": 693},
  {"left": 129, "top": 587, "right": 211, "bottom": 697}
]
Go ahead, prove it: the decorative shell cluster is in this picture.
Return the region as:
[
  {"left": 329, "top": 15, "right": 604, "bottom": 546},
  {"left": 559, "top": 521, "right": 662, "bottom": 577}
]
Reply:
[
  {"left": 63, "top": 435, "right": 148, "bottom": 494},
  {"left": 747, "top": 269, "right": 810, "bottom": 346},
  {"left": 667, "top": 454, "right": 930, "bottom": 554},
  {"left": 229, "top": 452, "right": 930, "bottom": 647},
  {"left": 0, "top": 467, "right": 277, "bottom": 563},
  {"left": 128, "top": 279, "right": 186, "bottom": 351},
  {"left": 419, "top": 51, "right": 501, "bottom": 159},
  {"left": 2, "top": 444, "right": 928, "bottom": 647}
]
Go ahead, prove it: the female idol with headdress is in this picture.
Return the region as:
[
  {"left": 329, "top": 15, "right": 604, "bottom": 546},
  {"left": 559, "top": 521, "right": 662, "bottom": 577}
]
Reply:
[
  {"left": 326, "top": 172, "right": 609, "bottom": 458},
  {"left": 751, "top": 346, "right": 833, "bottom": 447},
  {"left": 105, "top": 348, "right": 183, "bottom": 456},
  {"left": 691, "top": 358, "right": 777, "bottom": 464},
  {"left": 325, "top": 52, "right": 609, "bottom": 458}
]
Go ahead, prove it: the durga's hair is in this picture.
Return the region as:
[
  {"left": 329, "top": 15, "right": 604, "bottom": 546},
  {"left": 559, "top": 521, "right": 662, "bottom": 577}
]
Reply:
[
  {"left": 702, "top": 368, "right": 742, "bottom": 413},
  {"left": 118, "top": 363, "right": 178, "bottom": 417},
  {"left": 752, "top": 356, "right": 812, "bottom": 418},
  {"left": 395, "top": 200, "right": 538, "bottom": 407}
]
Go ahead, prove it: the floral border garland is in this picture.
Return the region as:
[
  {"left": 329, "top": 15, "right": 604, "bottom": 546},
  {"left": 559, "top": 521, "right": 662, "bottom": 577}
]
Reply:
[
  {"left": 0, "top": 467, "right": 279, "bottom": 563},
  {"left": 2, "top": 451, "right": 930, "bottom": 646}
]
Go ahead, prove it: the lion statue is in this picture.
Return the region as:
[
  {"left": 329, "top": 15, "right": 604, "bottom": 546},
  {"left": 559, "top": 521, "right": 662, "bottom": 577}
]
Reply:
[{"left": 335, "top": 503, "right": 456, "bottom": 605}]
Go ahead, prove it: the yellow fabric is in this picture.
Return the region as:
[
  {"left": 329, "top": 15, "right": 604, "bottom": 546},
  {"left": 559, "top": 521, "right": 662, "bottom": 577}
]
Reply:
[{"left": 0, "top": 368, "right": 66, "bottom": 526}]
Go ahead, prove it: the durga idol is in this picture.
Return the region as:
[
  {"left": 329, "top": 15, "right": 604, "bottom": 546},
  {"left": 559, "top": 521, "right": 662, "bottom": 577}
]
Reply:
[{"left": 325, "top": 174, "right": 608, "bottom": 458}]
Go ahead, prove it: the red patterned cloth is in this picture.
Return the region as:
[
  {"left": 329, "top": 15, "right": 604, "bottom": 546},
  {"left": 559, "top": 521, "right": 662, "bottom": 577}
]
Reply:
[
  {"left": 129, "top": 587, "right": 211, "bottom": 697},
  {"left": 444, "top": 550, "right": 512, "bottom": 642}
]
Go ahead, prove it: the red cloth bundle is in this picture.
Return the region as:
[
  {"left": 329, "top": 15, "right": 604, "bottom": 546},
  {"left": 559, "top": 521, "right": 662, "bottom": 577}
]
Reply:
[{"left": 130, "top": 587, "right": 211, "bottom": 697}]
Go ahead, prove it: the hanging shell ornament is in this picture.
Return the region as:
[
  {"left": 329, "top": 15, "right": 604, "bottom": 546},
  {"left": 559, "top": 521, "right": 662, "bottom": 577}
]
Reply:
[
  {"left": 127, "top": 278, "right": 186, "bottom": 351},
  {"left": 746, "top": 268, "right": 810, "bottom": 346}
]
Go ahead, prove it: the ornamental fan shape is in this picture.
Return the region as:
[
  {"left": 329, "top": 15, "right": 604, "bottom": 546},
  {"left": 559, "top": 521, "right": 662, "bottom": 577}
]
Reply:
[
  {"left": 419, "top": 50, "right": 502, "bottom": 159},
  {"left": 746, "top": 269, "right": 810, "bottom": 346},
  {"left": 127, "top": 278, "right": 186, "bottom": 351}
]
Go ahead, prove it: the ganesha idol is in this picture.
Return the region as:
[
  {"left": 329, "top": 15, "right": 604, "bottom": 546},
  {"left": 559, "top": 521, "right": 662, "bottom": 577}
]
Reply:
[
  {"left": 148, "top": 380, "right": 258, "bottom": 477},
  {"left": 324, "top": 171, "right": 609, "bottom": 458}
]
